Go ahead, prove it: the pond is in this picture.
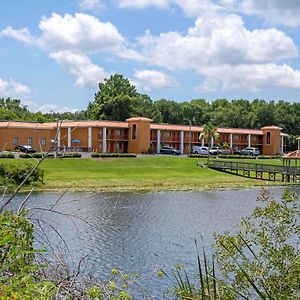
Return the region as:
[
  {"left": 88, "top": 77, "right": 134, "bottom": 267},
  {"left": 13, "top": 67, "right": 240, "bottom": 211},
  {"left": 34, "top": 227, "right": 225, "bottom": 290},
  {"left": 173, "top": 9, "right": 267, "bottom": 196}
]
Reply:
[{"left": 9, "top": 187, "right": 292, "bottom": 298}]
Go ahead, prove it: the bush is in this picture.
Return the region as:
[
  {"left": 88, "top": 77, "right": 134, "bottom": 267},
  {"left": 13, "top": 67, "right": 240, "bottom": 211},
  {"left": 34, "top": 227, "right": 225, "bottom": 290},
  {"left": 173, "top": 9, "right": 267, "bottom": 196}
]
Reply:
[
  {"left": 0, "top": 152, "right": 15, "bottom": 159},
  {"left": 0, "top": 210, "right": 54, "bottom": 299},
  {"left": 0, "top": 161, "right": 44, "bottom": 187},
  {"left": 91, "top": 153, "right": 137, "bottom": 158}
]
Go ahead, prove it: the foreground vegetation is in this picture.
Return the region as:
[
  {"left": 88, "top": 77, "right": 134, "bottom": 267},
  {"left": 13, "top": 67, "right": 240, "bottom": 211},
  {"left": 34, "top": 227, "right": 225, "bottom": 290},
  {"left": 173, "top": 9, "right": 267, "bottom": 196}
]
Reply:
[
  {"left": 1, "top": 186, "right": 299, "bottom": 299},
  {"left": 0, "top": 156, "right": 290, "bottom": 192}
]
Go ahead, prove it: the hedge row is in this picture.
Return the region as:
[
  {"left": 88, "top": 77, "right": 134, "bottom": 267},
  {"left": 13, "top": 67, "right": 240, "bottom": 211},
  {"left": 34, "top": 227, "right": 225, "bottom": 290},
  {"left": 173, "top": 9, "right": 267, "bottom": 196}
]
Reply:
[
  {"left": 91, "top": 153, "right": 137, "bottom": 158},
  {"left": 0, "top": 153, "right": 15, "bottom": 159},
  {"left": 19, "top": 152, "right": 81, "bottom": 158},
  {"left": 189, "top": 154, "right": 280, "bottom": 159}
]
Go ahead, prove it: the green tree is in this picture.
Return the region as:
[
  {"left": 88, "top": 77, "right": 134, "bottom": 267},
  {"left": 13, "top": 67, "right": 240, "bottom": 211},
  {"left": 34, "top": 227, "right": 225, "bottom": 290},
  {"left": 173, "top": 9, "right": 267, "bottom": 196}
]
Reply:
[
  {"left": 199, "top": 123, "right": 219, "bottom": 147},
  {"left": 87, "top": 74, "right": 139, "bottom": 121},
  {"left": 215, "top": 188, "right": 300, "bottom": 299}
]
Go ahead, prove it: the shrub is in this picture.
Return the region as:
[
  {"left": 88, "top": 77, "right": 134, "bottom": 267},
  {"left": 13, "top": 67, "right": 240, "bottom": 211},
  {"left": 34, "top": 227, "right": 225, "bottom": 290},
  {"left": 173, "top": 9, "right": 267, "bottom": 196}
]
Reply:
[
  {"left": 0, "top": 210, "right": 54, "bottom": 299},
  {"left": 91, "top": 153, "right": 137, "bottom": 158},
  {"left": 0, "top": 152, "right": 15, "bottom": 159},
  {"left": 0, "top": 161, "right": 44, "bottom": 187}
]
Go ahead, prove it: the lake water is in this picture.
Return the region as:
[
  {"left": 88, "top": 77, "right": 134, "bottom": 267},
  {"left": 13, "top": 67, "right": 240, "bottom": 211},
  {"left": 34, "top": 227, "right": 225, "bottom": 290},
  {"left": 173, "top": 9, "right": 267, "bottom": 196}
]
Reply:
[{"left": 7, "top": 186, "right": 295, "bottom": 298}]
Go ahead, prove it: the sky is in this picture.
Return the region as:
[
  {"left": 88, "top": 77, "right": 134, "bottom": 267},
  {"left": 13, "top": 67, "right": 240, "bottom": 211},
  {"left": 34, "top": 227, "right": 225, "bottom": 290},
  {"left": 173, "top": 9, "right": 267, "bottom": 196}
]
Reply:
[{"left": 1, "top": 0, "right": 300, "bottom": 113}]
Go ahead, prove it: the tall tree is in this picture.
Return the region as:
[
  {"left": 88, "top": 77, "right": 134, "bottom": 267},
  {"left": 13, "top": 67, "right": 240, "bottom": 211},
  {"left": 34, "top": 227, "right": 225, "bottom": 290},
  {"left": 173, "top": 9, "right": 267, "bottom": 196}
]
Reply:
[
  {"left": 87, "top": 74, "right": 139, "bottom": 121},
  {"left": 199, "top": 123, "right": 220, "bottom": 147}
]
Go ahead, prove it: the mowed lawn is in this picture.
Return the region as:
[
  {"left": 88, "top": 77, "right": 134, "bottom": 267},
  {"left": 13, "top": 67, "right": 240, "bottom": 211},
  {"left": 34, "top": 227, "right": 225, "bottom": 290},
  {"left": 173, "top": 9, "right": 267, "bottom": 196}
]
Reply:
[
  {"left": 0, "top": 156, "right": 288, "bottom": 192},
  {"left": 20, "top": 156, "right": 286, "bottom": 191}
]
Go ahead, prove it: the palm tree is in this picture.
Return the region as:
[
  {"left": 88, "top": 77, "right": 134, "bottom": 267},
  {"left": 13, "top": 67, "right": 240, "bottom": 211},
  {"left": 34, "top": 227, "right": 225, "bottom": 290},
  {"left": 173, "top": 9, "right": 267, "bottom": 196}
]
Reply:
[{"left": 199, "top": 123, "right": 219, "bottom": 148}]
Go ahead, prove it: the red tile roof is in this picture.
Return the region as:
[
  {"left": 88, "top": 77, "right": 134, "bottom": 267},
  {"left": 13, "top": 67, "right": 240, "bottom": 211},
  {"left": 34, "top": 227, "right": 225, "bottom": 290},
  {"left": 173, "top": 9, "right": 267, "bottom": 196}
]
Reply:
[{"left": 0, "top": 121, "right": 53, "bottom": 130}]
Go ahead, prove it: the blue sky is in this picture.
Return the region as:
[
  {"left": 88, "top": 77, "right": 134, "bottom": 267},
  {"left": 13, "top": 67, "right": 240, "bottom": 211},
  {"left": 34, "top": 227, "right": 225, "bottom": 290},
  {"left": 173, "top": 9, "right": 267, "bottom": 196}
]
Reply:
[{"left": 1, "top": 0, "right": 300, "bottom": 112}]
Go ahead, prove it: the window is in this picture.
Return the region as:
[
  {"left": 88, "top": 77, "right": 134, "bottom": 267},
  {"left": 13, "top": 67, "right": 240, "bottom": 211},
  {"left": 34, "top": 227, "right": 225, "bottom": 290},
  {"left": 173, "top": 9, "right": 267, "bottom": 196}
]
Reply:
[
  {"left": 27, "top": 138, "right": 32, "bottom": 145},
  {"left": 266, "top": 132, "right": 271, "bottom": 144},
  {"left": 40, "top": 138, "right": 46, "bottom": 146},
  {"left": 132, "top": 124, "right": 137, "bottom": 140},
  {"left": 165, "top": 131, "right": 171, "bottom": 138},
  {"left": 12, "top": 137, "right": 18, "bottom": 145},
  {"left": 251, "top": 136, "right": 257, "bottom": 142},
  {"left": 233, "top": 135, "right": 239, "bottom": 141},
  {"left": 115, "top": 129, "right": 121, "bottom": 136}
]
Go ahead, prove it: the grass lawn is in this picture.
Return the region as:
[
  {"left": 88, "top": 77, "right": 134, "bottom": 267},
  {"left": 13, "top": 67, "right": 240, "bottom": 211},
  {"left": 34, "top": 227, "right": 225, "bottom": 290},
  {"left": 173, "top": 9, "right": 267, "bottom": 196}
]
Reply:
[{"left": 0, "top": 155, "right": 288, "bottom": 192}]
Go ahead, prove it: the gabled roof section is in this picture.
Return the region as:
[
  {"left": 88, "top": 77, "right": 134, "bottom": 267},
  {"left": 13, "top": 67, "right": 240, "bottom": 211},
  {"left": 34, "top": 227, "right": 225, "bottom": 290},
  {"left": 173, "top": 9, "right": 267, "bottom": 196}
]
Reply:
[{"left": 126, "top": 117, "right": 152, "bottom": 122}]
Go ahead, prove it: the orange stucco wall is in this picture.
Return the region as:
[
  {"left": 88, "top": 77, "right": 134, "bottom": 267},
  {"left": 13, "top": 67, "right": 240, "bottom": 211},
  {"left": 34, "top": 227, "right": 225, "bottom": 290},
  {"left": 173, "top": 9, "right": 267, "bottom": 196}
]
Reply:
[
  {"left": 262, "top": 128, "right": 282, "bottom": 155},
  {"left": 0, "top": 127, "right": 52, "bottom": 152},
  {"left": 127, "top": 120, "right": 151, "bottom": 153}
]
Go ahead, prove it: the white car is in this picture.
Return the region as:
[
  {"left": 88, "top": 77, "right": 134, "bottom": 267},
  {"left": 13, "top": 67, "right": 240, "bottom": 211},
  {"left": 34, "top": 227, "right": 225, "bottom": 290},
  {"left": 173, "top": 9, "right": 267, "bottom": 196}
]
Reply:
[{"left": 192, "top": 146, "right": 210, "bottom": 155}]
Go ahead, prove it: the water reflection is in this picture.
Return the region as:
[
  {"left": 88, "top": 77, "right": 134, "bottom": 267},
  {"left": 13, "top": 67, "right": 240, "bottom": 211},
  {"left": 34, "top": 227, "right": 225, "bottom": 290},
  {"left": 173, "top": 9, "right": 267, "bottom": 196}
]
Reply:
[{"left": 9, "top": 187, "right": 288, "bottom": 298}]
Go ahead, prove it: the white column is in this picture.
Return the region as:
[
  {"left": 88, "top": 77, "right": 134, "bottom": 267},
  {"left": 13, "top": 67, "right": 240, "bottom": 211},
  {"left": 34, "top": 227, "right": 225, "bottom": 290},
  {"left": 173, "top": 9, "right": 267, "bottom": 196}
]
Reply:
[
  {"left": 248, "top": 134, "right": 251, "bottom": 148},
  {"left": 229, "top": 133, "right": 233, "bottom": 149},
  {"left": 201, "top": 137, "right": 204, "bottom": 147},
  {"left": 281, "top": 135, "right": 284, "bottom": 154},
  {"left": 210, "top": 136, "right": 214, "bottom": 148},
  {"left": 88, "top": 127, "right": 92, "bottom": 150},
  {"left": 57, "top": 127, "right": 61, "bottom": 148},
  {"left": 67, "top": 127, "right": 71, "bottom": 148},
  {"left": 157, "top": 130, "right": 161, "bottom": 153},
  {"left": 180, "top": 130, "right": 184, "bottom": 154},
  {"left": 102, "top": 127, "right": 107, "bottom": 153}
]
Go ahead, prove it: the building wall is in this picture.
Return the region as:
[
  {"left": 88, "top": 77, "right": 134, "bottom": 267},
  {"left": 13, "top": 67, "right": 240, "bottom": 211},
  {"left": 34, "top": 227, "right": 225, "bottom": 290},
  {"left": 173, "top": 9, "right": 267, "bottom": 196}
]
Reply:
[
  {"left": 0, "top": 121, "right": 285, "bottom": 155},
  {"left": 0, "top": 127, "right": 52, "bottom": 152}
]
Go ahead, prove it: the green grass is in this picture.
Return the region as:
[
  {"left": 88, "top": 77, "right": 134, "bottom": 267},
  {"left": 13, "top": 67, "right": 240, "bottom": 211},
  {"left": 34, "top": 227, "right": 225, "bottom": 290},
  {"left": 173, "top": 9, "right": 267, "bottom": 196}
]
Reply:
[{"left": 0, "top": 156, "right": 288, "bottom": 192}]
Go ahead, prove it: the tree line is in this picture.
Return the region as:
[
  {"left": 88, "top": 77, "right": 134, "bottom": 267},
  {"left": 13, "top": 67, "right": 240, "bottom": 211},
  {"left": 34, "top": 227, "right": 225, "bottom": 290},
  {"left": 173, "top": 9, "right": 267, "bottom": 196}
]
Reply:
[{"left": 1, "top": 74, "right": 300, "bottom": 147}]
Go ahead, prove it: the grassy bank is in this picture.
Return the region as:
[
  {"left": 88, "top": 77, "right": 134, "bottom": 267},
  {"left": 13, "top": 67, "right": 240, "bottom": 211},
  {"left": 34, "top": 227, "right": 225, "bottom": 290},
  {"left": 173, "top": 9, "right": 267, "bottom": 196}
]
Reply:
[{"left": 0, "top": 156, "right": 288, "bottom": 192}]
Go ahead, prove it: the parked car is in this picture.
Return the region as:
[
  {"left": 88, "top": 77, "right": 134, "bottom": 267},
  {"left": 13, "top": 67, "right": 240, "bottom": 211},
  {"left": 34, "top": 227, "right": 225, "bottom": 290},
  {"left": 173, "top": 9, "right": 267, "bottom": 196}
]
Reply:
[
  {"left": 209, "top": 147, "right": 223, "bottom": 155},
  {"left": 192, "top": 146, "right": 210, "bottom": 155},
  {"left": 15, "top": 145, "right": 37, "bottom": 153},
  {"left": 160, "top": 146, "right": 181, "bottom": 155},
  {"left": 240, "top": 147, "right": 260, "bottom": 156}
]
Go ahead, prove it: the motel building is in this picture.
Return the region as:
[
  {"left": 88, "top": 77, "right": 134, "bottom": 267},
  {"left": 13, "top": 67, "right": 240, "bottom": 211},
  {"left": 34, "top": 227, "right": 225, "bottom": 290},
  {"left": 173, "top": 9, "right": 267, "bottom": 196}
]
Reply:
[{"left": 0, "top": 117, "right": 287, "bottom": 155}]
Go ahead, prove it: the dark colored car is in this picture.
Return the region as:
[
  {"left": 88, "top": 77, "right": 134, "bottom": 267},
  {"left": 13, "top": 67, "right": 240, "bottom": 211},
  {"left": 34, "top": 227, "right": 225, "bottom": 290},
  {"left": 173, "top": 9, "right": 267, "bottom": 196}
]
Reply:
[
  {"left": 15, "top": 145, "right": 37, "bottom": 153},
  {"left": 160, "top": 146, "right": 181, "bottom": 155}
]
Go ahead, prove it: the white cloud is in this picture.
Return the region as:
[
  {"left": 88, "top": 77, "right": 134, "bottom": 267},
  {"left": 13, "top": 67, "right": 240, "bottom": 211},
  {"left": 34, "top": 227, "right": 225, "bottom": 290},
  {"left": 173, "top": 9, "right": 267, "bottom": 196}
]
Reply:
[
  {"left": 0, "top": 78, "right": 31, "bottom": 98},
  {"left": 79, "top": 0, "right": 104, "bottom": 10},
  {"left": 135, "top": 12, "right": 300, "bottom": 91},
  {"left": 0, "top": 26, "right": 36, "bottom": 45},
  {"left": 131, "top": 69, "right": 178, "bottom": 91},
  {"left": 49, "top": 50, "right": 109, "bottom": 87},
  {"left": 138, "top": 14, "right": 297, "bottom": 71},
  {"left": 117, "top": 0, "right": 170, "bottom": 9},
  {"left": 0, "top": 13, "right": 130, "bottom": 87},
  {"left": 37, "top": 104, "right": 79, "bottom": 113},
  {"left": 196, "top": 63, "right": 300, "bottom": 92},
  {"left": 223, "top": 0, "right": 300, "bottom": 27},
  {"left": 38, "top": 13, "right": 124, "bottom": 53}
]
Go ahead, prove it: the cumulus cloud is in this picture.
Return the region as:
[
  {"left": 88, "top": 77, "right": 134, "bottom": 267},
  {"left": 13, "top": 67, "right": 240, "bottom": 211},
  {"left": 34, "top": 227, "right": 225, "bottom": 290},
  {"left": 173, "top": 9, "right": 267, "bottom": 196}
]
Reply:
[
  {"left": 0, "top": 78, "right": 31, "bottom": 98},
  {"left": 196, "top": 63, "right": 300, "bottom": 92},
  {"left": 79, "top": 0, "right": 104, "bottom": 10},
  {"left": 131, "top": 69, "right": 178, "bottom": 91},
  {"left": 38, "top": 13, "right": 124, "bottom": 53},
  {"left": 0, "top": 13, "right": 133, "bottom": 87},
  {"left": 223, "top": 0, "right": 300, "bottom": 27},
  {"left": 135, "top": 12, "right": 300, "bottom": 91},
  {"left": 117, "top": 0, "right": 170, "bottom": 9},
  {"left": 0, "top": 27, "right": 37, "bottom": 45},
  {"left": 37, "top": 104, "right": 79, "bottom": 113},
  {"left": 138, "top": 14, "right": 297, "bottom": 70},
  {"left": 50, "top": 51, "right": 109, "bottom": 87}
]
